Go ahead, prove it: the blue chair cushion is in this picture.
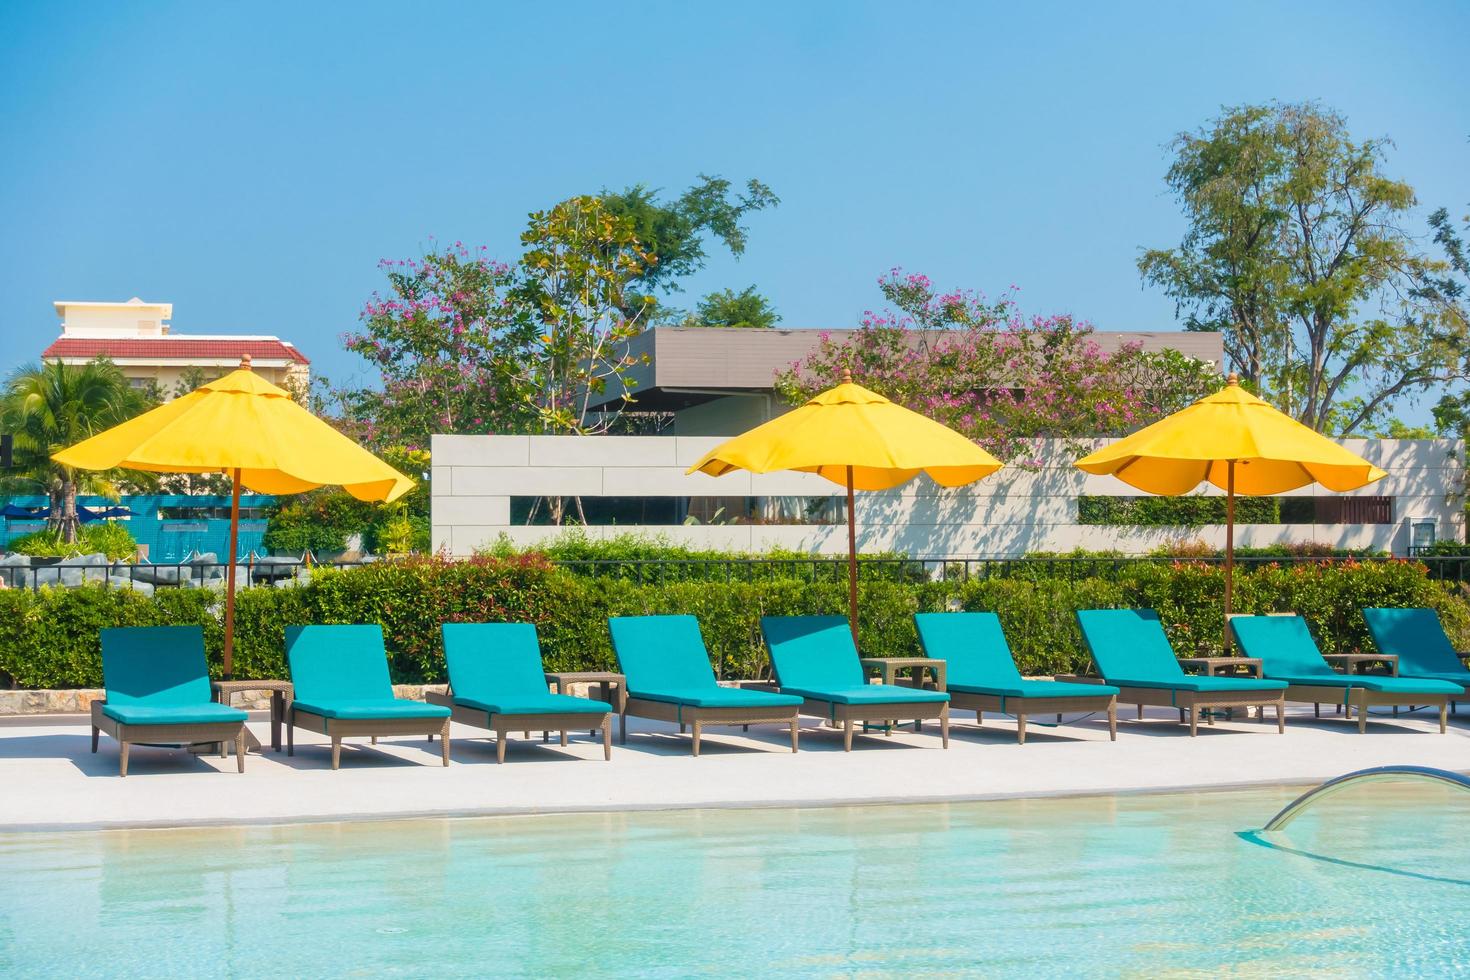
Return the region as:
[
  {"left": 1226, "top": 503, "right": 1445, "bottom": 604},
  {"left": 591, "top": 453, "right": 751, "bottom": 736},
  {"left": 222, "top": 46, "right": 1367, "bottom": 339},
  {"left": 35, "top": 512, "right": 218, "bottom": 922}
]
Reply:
[
  {"left": 1268, "top": 675, "right": 1463, "bottom": 695},
  {"left": 780, "top": 685, "right": 950, "bottom": 706},
  {"left": 949, "top": 679, "right": 1120, "bottom": 699},
  {"left": 101, "top": 702, "right": 247, "bottom": 726},
  {"left": 454, "top": 693, "right": 611, "bottom": 716},
  {"left": 286, "top": 625, "right": 395, "bottom": 703},
  {"left": 761, "top": 616, "right": 869, "bottom": 689},
  {"left": 629, "top": 687, "right": 802, "bottom": 709},
  {"left": 914, "top": 612, "right": 1028, "bottom": 689},
  {"left": 292, "top": 699, "right": 451, "bottom": 721},
  {"left": 1363, "top": 607, "right": 1469, "bottom": 677},
  {"left": 101, "top": 625, "right": 214, "bottom": 707},
  {"left": 1105, "top": 675, "right": 1286, "bottom": 693},
  {"left": 1075, "top": 609, "right": 1187, "bottom": 682},
  {"left": 442, "top": 623, "right": 558, "bottom": 703},
  {"left": 609, "top": 616, "right": 723, "bottom": 693},
  {"left": 1396, "top": 672, "right": 1470, "bottom": 690}
]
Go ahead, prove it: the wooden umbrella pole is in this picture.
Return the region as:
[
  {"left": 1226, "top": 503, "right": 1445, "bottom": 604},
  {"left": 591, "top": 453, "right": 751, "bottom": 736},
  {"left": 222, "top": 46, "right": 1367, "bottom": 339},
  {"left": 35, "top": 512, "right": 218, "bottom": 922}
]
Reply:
[
  {"left": 846, "top": 465, "right": 858, "bottom": 643},
  {"left": 1224, "top": 459, "right": 1235, "bottom": 652},
  {"left": 223, "top": 467, "right": 241, "bottom": 677}
]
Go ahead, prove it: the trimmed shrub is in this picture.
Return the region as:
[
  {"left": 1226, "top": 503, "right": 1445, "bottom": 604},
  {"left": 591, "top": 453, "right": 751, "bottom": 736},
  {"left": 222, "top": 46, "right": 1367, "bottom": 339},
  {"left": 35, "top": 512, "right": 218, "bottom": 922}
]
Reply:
[{"left": 0, "top": 556, "right": 1465, "bottom": 689}]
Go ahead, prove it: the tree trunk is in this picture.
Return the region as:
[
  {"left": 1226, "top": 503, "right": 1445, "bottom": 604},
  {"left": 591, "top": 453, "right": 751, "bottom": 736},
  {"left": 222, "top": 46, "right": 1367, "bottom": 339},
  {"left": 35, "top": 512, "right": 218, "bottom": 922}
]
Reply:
[{"left": 55, "top": 478, "right": 79, "bottom": 544}]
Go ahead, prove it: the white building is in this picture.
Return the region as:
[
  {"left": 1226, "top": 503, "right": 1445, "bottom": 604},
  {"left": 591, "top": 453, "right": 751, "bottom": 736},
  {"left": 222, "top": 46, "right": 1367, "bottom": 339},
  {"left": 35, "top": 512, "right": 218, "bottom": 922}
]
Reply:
[{"left": 42, "top": 298, "right": 310, "bottom": 397}]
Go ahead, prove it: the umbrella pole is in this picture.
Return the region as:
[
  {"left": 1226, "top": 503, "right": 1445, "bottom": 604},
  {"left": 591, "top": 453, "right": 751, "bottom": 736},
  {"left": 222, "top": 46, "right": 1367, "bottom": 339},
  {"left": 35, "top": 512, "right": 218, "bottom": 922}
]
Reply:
[
  {"left": 846, "top": 465, "right": 858, "bottom": 643},
  {"left": 223, "top": 468, "right": 241, "bottom": 678},
  {"left": 1224, "top": 460, "right": 1235, "bottom": 652}
]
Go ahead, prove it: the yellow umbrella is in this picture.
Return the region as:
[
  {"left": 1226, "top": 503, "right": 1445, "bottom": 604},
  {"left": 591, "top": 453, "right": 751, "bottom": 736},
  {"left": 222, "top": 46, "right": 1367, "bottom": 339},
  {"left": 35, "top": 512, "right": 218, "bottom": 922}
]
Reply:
[
  {"left": 53, "top": 356, "right": 413, "bottom": 674},
  {"left": 688, "top": 370, "right": 1003, "bottom": 637},
  {"left": 1074, "top": 374, "right": 1387, "bottom": 633}
]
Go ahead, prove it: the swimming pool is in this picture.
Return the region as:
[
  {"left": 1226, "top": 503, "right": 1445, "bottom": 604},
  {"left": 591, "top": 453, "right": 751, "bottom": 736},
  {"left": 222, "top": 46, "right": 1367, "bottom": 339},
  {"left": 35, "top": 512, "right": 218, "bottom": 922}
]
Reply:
[{"left": 2, "top": 783, "right": 1466, "bottom": 976}]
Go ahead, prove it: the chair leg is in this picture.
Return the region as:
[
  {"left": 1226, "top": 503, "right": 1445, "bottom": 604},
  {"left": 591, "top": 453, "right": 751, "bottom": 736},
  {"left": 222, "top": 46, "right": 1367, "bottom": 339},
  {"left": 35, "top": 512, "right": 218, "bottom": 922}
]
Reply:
[
  {"left": 691, "top": 721, "right": 702, "bottom": 757},
  {"left": 1314, "top": 702, "right": 1320, "bottom": 718},
  {"left": 91, "top": 727, "right": 99, "bottom": 753},
  {"left": 119, "top": 741, "right": 130, "bottom": 777},
  {"left": 1188, "top": 708, "right": 1198, "bottom": 737},
  {"left": 497, "top": 729, "right": 507, "bottom": 763},
  {"left": 679, "top": 723, "right": 686, "bottom": 734},
  {"left": 1276, "top": 703, "right": 1285, "bottom": 733},
  {"left": 331, "top": 736, "right": 342, "bottom": 770},
  {"left": 743, "top": 724, "right": 749, "bottom": 732},
  {"left": 287, "top": 722, "right": 294, "bottom": 756},
  {"left": 975, "top": 710, "right": 983, "bottom": 727},
  {"left": 236, "top": 731, "right": 246, "bottom": 773},
  {"left": 1441, "top": 702, "right": 1448, "bottom": 734},
  {"left": 219, "top": 739, "right": 227, "bottom": 759},
  {"left": 1016, "top": 713, "right": 1027, "bottom": 745},
  {"left": 603, "top": 718, "right": 612, "bottom": 761},
  {"left": 543, "top": 731, "right": 549, "bottom": 743},
  {"left": 1358, "top": 702, "right": 1367, "bottom": 734},
  {"left": 1108, "top": 701, "right": 1117, "bottom": 741},
  {"left": 619, "top": 711, "right": 627, "bottom": 745},
  {"left": 440, "top": 720, "right": 451, "bottom": 765},
  {"left": 843, "top": 719, "right": 854, "bottom": 752},
  {"left": 370, "top": 736, "right": 377, "bottom": 745},
  {"left": 560, "top": 730, "right": 568, "bottom": 747},
  {"left": 940, "top": 707, "right": 949, "bottom": 748},
  {"left": 1137, "top": 704, "right": 1144, "bottom": 721},
  {"left": 790, "top": 718, "right": 799, "bottom": 752}
]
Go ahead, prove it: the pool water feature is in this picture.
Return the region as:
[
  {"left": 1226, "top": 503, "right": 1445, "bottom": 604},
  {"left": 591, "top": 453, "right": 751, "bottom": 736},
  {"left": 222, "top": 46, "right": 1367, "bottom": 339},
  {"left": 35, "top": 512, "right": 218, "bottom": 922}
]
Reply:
[{"left": 2, "top": 784, "right": 1467, "bottom": 976}]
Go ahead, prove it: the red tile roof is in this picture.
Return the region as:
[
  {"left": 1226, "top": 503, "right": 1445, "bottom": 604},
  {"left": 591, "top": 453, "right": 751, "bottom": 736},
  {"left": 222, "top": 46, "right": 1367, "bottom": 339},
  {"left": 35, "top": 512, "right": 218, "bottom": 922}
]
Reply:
[{"left": 41, "top": 337, "right": 310, "bottom": 365}]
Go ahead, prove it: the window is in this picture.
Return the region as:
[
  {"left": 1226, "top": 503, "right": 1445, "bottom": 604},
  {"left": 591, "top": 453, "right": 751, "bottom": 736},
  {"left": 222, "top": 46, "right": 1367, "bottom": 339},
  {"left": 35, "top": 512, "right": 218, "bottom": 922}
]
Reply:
[
  {"left": 507, "top": 496, "right": 845, "bottom": 527},
  {"left": 1077, "top": 495, "right": 1394, "bottom": 526}
]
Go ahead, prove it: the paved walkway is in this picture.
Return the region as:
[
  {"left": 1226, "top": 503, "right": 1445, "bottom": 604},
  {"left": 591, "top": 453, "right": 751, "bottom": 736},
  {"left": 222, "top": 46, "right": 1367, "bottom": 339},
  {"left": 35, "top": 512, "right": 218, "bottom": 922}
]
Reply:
[{"left": 3, "top": 706, "right": 1467, "bottom": 831}]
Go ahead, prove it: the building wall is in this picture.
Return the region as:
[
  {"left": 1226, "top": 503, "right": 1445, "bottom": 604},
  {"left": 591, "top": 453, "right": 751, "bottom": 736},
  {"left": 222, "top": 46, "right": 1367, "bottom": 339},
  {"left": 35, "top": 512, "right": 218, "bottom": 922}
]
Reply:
[
  {"left": 112, "top": 363, "right": 304, "bottom": 397},
  {"left": 431, "top": 435, "right": 1466, "bottom": 557}
]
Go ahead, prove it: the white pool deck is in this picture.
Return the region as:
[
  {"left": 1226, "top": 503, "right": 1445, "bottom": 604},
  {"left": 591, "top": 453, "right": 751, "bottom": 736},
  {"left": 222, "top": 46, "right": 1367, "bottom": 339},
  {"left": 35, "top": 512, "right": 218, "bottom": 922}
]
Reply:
[{"left": 3, "top": 706, "right": 1468, "bottom": 832}]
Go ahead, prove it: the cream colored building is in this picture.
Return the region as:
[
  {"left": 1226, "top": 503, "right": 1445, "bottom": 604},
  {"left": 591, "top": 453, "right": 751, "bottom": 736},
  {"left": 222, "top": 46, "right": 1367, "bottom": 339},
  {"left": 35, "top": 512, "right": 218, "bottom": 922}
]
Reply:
[{"left": 42, "top": 298, "right": 309, "bottom": 397}]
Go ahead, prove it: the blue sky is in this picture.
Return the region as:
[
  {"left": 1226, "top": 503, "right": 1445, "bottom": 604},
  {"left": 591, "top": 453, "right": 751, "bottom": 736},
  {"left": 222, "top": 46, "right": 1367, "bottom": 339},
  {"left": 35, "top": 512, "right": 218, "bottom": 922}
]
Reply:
[{"left": 2, "top": 1, "right": 1466, "bottom": 420}]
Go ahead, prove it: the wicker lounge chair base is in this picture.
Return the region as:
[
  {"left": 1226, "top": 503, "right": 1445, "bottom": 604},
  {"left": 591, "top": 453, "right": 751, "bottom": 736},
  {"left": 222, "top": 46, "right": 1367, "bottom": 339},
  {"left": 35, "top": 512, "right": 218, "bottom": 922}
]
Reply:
[
  {"left": 426, "top": 691, "right": 611, "bottom": 761},
  {"left": 951, "top": 692, "right": 1117, "bottom": 745},
  {"left": 1111, "top": 686, "right": 1285, "bottom": 736},
  {"left": 621, "top": 697, "right": 800, "bottom": 756},
  {"left": 90, "top": 701, "right": 246, "bottom": 777},
  {"left": 800, "top": 699, "right": 951, "bottom": 751},
  {"left": 1284, "top": 685, "right": 1449, "bottom": 734},
  {"left": 287, "top": 709, "right": 451, "bottom": 769}
]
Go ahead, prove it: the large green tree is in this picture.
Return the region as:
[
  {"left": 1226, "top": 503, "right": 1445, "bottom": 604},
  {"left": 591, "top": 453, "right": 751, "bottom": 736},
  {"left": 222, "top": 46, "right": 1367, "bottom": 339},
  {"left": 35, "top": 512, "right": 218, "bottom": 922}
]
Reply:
[
  {"left": 685, "top": 285, "right": 781, "bottom": 328},
  {"left": 600, "top": 174, "right": 779, "bottom": 320},
  {"left": 0, "top": 359, "right": 150, "bottom": 543},
  {"left": 1139, "top": 102, "right": 1469, "bottom": 434}
]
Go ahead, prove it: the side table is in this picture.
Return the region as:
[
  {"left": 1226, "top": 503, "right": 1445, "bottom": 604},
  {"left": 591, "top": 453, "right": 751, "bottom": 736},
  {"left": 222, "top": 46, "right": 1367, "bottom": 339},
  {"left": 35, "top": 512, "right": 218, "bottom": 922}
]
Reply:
[
  {"left": 545, "top": 671, "right": 628, "bottom": 742},
  {"left": 859, "top": 657, "right": 947, "bottom": 733},
  {"left": 212, "top": 679, "right": 293, "bottom": 753}
]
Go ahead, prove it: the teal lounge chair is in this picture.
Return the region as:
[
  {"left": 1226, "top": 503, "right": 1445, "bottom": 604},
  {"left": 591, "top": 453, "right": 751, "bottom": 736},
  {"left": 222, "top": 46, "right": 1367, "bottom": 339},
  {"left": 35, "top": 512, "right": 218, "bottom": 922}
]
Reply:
[
  {"left": 430, "top": 623, "right": 613, "bottom": 762},
  {"left": 914, "top": 611, "right": 1118, "bottom": 744},
  {"left": 285, "top": 625, "right": 452, "bottom": 769},
  {"left": 1075, "top": 609, "right": 1287, "bottom": 736},
  {"left": 1230, "top": 614, "right": 1458, "bottom": 733},
  {"left": 1362, "top": 608, "right": 1470, "bottom": 707},
  {"left": 607, "top": 615, "right": 802, "bottom": 756},
  {"left": 91, "top": 625, "right": 248, "bottom": 776},
  {"left": 760, "top": 615, "right": 950, "bottom": 751}
]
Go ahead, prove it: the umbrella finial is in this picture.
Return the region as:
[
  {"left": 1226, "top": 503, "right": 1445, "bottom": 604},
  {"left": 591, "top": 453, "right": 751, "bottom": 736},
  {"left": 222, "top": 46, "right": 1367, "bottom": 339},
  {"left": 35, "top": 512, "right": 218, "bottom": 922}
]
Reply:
[
  {"left": 841, "top": 366, "right": 853, "bottom": 385},
  {"left": 1227, "top": 371, "right": 1239, "bottom": 385},
  {"left": 240, "top": 353, "right": 252, "bottom": 370}
]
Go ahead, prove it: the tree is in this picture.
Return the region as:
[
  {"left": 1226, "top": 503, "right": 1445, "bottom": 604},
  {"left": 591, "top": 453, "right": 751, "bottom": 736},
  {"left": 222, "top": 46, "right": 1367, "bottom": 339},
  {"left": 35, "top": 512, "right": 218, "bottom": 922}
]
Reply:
[
  {"left": 685, "top": 286, "right": 781, "bottom": 328},
  {"left": 600, "top": 175, "right": 779, "bottom": 300},
  {"left": 0, "top": 359, "right": 150, "bottom": 542},
  {"left": 342, "top": 244, "right": 537, "bottom": 448},
  {"left": 514, "top": 195, "right": 655, "bottom": 435},
  {"left": 774, "top": 270, "right": 1220, "bottom": 464},
  {"left": 1140, "top": 102, "right": 1470, "bottom": 434}
]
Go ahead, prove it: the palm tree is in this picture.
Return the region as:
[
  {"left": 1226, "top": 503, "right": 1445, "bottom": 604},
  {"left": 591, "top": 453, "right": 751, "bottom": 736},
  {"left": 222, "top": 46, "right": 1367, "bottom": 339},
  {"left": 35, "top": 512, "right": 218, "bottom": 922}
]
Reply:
[{"left": 0, "top": 359, "right": 150, "bottom": 543}]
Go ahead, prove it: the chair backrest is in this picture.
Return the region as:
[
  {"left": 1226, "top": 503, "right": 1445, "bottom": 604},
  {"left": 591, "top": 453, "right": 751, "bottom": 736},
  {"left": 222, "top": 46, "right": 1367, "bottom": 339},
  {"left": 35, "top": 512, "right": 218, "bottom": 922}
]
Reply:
[
  {"left": 1074, "top": 609, "right": 1185, "bottom": 681},
  {"left": 1228, "top": 615, "right": 1333, "bottom": 677},
  {"left": 607, "top": 615, "right": 718, "bottom": 692},
  {"left": 1363, "top": 607, "right": 1466, "bottom": 676},
  {"left": 100, "top": 625, "right": 212, "bottom": 706},
  {"left": 285, "top": 624, "right": 394, "bottom": 703},
  {"left": 760, "top": 615, "right": 866, "bottom": 690},
  {"left": 441, "top": 622, "right": 549, "bottom": 700},
  {"left": 913, "top": 612, "right": 1023, "bottom": 688}
]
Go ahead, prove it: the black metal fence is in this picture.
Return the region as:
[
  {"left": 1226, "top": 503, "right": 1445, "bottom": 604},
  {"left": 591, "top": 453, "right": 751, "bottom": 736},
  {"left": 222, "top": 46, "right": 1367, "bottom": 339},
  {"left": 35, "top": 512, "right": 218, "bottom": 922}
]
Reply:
[{"left": 4, "top": 553, "right": 1468, "bottom": 592}]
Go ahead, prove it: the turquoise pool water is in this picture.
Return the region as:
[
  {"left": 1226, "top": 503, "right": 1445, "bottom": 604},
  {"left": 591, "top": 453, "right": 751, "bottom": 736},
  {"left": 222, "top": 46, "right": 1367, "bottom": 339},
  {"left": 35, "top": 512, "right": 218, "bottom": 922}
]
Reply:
[{"left": 2, "top": 784, "right": 1467, "bottom": 976}]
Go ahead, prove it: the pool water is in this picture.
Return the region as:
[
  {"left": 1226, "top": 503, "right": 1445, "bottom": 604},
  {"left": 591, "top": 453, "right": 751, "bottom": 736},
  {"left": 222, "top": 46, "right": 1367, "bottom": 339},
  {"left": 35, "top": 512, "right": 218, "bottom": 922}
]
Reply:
[{"left": 2, "top": 784, "right": 1467, "bottom": 977}]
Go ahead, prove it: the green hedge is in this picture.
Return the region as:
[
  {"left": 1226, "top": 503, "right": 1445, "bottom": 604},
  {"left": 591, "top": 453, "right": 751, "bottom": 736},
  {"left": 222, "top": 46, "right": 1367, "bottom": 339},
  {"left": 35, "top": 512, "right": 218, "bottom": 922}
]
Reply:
[{"left": 1, "top": 556, "right": 1466, "bottom": 689}]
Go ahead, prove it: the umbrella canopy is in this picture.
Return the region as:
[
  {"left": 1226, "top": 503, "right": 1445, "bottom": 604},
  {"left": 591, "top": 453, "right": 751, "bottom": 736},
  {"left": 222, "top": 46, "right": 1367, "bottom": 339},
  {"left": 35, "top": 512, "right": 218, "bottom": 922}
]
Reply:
[
  {"left": 54, "top": 356, "right": 412, "bottom": 673},
  {"left": 688, "top": 372, "right": 1003, "bottom": 636},
  {"left": 1074, "top": 375, "right": 1386, "bottom": 641}
]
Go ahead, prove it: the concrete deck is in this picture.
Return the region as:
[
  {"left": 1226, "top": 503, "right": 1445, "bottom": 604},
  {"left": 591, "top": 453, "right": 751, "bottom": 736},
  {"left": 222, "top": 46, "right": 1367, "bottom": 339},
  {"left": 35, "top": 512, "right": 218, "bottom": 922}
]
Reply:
[{"left": 3, "top": 705, "right": 1468, "bottom": 832}]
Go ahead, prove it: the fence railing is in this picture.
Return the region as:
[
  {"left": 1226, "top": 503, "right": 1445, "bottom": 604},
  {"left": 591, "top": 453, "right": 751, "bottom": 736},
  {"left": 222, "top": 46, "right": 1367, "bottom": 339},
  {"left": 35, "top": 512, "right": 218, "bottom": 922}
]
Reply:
[{"left": 4, "top": 552, "right": 1468, "bottom": 592}]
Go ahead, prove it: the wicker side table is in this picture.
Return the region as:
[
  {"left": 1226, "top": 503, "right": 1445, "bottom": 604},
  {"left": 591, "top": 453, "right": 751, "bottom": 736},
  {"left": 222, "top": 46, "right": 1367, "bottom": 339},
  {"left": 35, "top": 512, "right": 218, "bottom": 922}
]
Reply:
[{"left": 212, "top": 679, "right": 293, "bottom": 753}]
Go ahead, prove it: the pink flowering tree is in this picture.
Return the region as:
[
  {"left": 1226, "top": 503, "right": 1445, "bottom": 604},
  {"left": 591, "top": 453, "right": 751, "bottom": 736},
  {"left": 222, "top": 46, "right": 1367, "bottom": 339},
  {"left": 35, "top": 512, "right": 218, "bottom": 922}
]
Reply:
[
  {"left": 773, "top": 269, "right": 1220, "bottom": 464},
  {"left": 342, "top": 243, "right": 536, "bottom": 448}
]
